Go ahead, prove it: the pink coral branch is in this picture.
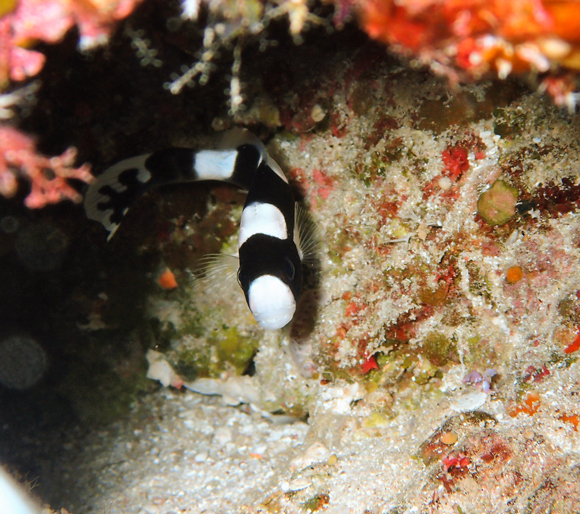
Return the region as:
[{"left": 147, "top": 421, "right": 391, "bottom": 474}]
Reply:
[
  {"left": 1, "top": 0, "right": 143, "bottom": 84},
  {"left": 0, "top": 125, "right": 93, "bottom": 208}
]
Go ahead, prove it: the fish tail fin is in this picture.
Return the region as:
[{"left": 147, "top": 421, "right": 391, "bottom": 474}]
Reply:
[
  {"left": 84, "top": 154, "right": 153, "bottom": 240},
  {"left": 84, "top": 130, "right": 280, "bottom": 240}
]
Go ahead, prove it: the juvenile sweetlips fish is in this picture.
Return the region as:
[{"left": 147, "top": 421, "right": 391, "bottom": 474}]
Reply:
[{"left": 84, "top": 130, "right": 306, "bottom": 330}]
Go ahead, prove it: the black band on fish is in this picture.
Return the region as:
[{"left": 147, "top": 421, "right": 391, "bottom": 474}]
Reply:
[{"left": 84, "top": 130, "right": 306, "bottom": 330}]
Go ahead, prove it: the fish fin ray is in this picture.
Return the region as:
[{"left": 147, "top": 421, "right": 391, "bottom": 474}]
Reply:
[
  {"left": 196, "top": 253, "right": 240, "bottom": 298},
  {"left": 294, "top": 203, "right": 320, "bottom": 265}
]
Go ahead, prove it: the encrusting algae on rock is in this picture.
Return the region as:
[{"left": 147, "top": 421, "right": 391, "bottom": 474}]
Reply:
[
  {"left": 126, "top": 34, "right": 580, "bottom": 508},
  {"left": 477, "top": 179, "right": 519, "bottom": 226}
]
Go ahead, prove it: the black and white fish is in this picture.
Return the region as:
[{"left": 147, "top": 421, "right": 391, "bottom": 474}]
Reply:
[{"left": 84, "top": 130, "right": 312, "bottom": 330}]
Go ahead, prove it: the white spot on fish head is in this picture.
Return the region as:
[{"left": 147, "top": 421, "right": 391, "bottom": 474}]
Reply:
[{"left": 248, "top": 275, "right": 295, "bottom": 330}]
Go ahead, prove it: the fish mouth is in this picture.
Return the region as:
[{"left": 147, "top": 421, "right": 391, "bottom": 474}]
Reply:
[{"left": 253, "top": 308, "right": 294, "bottom": 330}]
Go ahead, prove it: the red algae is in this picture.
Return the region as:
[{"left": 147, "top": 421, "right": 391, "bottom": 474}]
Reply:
[
  {"left": 361, "top": 354, "right": 379, "bottom": 374},
  {"left": 564, "top": 331, "right": 580, "bottom": 354},
  {"left": 535, "top": 178, "right": 580, "bottom": 216},
  {"left": 523, "top": 364, "right": 550, "bottom": 383},
  {"left": 441, "top": 145, "right": 469, "bottom": 181},
  {"left": 312, "top": 169, "right": 335, "bottom": 201}
]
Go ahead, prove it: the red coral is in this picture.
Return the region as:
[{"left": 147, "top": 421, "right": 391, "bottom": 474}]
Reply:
[
  {"left": 1, "top": 0, "right": 142, "bottom": 85},
  {"left": 361, "top": 354, "right": 378, "bottom": 373},
  {"left": 0, "top": 125, "right": 93, "bottom": 208},
  {"left": 523, "top": 364, "right": 550, "bottom": 382},
  {"left": 356, "top": 0, "right": 580, "bottom": 106},
  {"left": 564, "top": 331, "right": 580, "bottom": 354},
  {"left": 441, "top": 145, "right": 469, "bottom": 181},
  {"left": 442, "top": 452, "right": 470, "bottom": 473}
]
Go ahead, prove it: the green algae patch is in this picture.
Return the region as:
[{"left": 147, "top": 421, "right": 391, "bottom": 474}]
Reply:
[
  {"left": 174, "top": 346, "right": 212, "bottom": 380},
  {"left": 179, "top": 308, "right": 206, "bottom": 339},
  {"left": 363, "top": 411, "right": 390, "bottom": 428},
  {"left": 477, "top": 180, "right": 519, "bottom": 226},
  {"left": 414, "top": 359, "right": 442, "bottom": 385},
  {"left": 302, "top": 493, "right": 330, "bottom": 511},
  {"left": 463, "top": 335, "right": 503, "bottom": 369},
  {"left": 174, "top": 327, "right": 259, "bottom": 379},
  {"left": 421, "top": 332, "right": 457, "bottom": 367},
  {"left": 214, "top": 326, "right": 259, "bottom": 374}
]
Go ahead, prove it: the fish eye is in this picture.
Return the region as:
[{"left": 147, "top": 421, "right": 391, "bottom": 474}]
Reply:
[{"left": 284, "top": 257, "right": 295, "bottom": 281}]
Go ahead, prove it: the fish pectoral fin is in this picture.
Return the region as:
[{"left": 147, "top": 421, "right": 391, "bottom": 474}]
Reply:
[
  {"left": 294, "top": 203, "right": 320, "bottom": 266},
  {"left": 196, "top": 253, "right": 240, "bottom": 298}
]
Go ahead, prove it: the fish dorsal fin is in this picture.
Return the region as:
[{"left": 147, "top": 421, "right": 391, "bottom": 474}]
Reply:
[
  {"left": 217, "top": 128, "right": 265, "bottom": 153},
  {"left": 219, "top": 129, "right": 287, "bottom": 184}
]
